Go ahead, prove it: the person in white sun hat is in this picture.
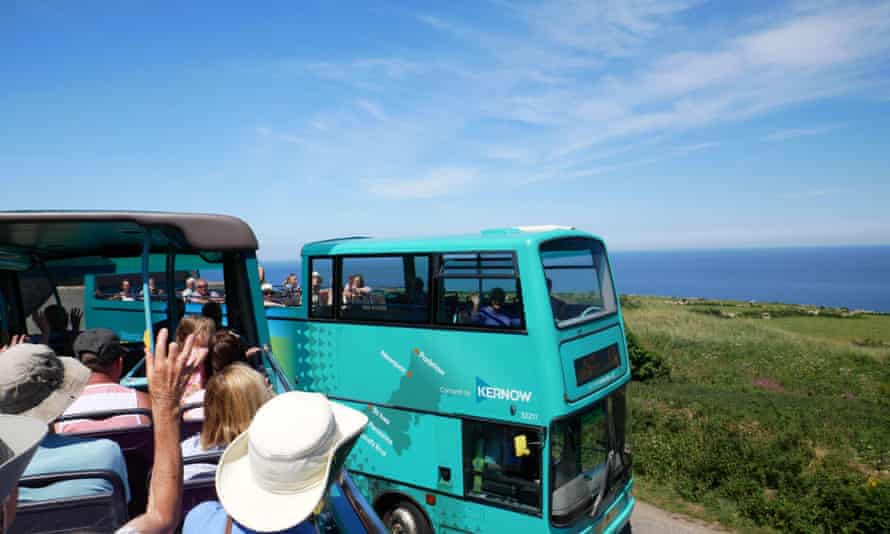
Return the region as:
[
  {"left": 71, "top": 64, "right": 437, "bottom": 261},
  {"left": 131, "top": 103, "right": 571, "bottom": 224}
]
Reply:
[
  {"left": 182, "top": 391, "right": 368, "bottom": 534},
  {"left": 0, "top": 414, "right": 48, "bottom": 533}
]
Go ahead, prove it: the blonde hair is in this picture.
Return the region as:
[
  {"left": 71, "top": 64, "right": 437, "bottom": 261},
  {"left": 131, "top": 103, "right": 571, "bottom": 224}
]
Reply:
[
  {"left": 175, "top": 315, "right": 215, "bottom": 346},
  {"left": 201, "top": 363, "right": 271, "bottom": 450}
]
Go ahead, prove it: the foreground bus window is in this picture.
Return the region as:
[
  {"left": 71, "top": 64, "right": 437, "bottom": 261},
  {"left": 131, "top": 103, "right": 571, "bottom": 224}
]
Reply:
[
  {"left": 541, "top": 237, "right": 616, "bottom": 327},
  {"left": 463, "top": 420, "right": 542, "bottom": 514}
]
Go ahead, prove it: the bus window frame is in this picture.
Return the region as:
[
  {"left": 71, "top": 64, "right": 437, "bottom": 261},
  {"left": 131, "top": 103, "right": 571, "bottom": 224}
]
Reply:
[
  {"left": 336, "top": 253, "right": 433, "bottom": 325},
  {"left": 304, "top": 251, "right": 528, "bottom": 334},
  {"left": 539, "top": 237, "right": 619, "bottom": 331}
]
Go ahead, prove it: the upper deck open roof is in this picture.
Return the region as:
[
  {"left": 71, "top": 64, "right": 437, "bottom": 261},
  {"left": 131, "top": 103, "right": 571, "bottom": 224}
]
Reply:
[
  {"left": 0, "top": 211, "right": 258, "bottom": 264},
  {"left": 302, "top": 226, "right": 604, "bottom": 256}
]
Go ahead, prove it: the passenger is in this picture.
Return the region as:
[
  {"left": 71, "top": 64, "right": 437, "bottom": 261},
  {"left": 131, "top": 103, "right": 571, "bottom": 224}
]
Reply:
[
  {"left": 138, "top": 277, "right": 165, "bottom": 297},
  {"left": 342, "top": 274, "right": 371, "bottom": 304},
  {"left": 202, "top": 301, "right": 223, "bottom": 330},
  {"left": 182, "top": 391, "right": 368, "bottom": 534},
  {"left": 0, "top": 413, "right": 47, "bottom": 534},
  {"left": 410, "top": 277, "right": 426, "bottom": 305},
  {"left": 0, "top": 343, "right": 131, "bottom": 507},
  {"left": 283, "top": 273, "right": 299, "bottom": 293},
  {"left": 180, "top": 363, "right": 272, "bottom": 480},
  {"left": 262, "top": 283, "right": 284, "bottom": 308},
  {"left": 547, "top": 277, "right": 568, "bottom": 320},
  {"left": 55, "top": 328, "right": 152, "bottom": 433},
  {"left": 189, "top": 278, "right": 219, "bottom": 304},
  {"left": 114, "top": 279, "right": 135, "bottom": 301},
  {"left": 116, "top": 329, "right": 207, "bottom": 534},
  {"left": 257, "top": 265, "right": 266, "bottom": 285},
  {"left": 182, "top": 330, "right": 253, "bottom": 419},
  {"left": 182, "top": 277, "right": 196, "bottom": 300},
  {"left": 30, "top": 304, "right": 81, "bottom": 355},
  {"left": 310, "top": 271, "right": 332, "bottom": 307},
  {"left": 176, "top": 316, "right": 216, "bottom": 397},
  {"left": 471, "top": 287, "right": 521, "bottom": 328}
]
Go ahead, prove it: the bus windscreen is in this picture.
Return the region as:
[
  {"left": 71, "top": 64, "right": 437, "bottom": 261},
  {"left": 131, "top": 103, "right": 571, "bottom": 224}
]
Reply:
[{"left": 541, "top": 238, "right": 617, "bottom": 327}]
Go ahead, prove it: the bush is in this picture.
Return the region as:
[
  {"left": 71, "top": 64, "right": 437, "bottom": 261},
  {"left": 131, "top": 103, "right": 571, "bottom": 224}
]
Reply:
[{"left": 625, "top": 328, "right": 670, "bottom": 381}]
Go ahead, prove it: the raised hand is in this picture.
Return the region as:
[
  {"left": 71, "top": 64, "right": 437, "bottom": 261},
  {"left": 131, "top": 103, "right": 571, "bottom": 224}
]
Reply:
[
  {"left": 69, "top": 307, "right": 83, "bottom": 331},
  {"left": 0, "top": 334, "right": 29, "bottom": 353},
  {"left": 146, "top": 329, "right": 208, "bottom": 408},
  {"left": 31, "top": 310, "right": 50, "bottom": 334}
]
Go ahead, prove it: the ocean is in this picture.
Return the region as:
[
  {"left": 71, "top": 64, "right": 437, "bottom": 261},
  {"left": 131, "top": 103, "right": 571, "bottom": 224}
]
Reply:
[{"left": 261, "top": 246, "right": 890, "bottom": 313}]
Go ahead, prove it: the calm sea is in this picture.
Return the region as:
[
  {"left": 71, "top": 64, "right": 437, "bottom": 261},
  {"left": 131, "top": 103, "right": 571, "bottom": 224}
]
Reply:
[{"left": 261, "top": 246, "right": 890, "bottom": 313}]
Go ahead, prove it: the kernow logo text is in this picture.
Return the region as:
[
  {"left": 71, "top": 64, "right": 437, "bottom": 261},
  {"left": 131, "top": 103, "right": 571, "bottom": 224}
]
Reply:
[{"left": 475, "top": 377, "right": 533, "bottom": 404}]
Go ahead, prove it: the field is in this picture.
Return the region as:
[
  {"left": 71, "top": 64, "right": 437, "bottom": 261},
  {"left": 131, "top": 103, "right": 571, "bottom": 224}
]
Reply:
[{"left": 623, "top": 296, "right": 890, "bottom": 533}]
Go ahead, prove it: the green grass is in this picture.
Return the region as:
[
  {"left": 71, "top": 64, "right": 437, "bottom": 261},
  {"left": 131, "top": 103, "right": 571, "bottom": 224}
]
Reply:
[{"left": 624, "top": 296, "right": 890, "bottom": 533}]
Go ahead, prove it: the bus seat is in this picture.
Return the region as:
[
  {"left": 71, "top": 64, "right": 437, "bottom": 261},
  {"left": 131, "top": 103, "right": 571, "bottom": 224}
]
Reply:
[
  {"left": 13, "top": 469, "right": 129, "bottom": 534},
  {"left": 181, "top": 451, "right": 222, "bottom": 517},
  {"left": 55, "top": 409, "right": 155, "bottom": 518}
]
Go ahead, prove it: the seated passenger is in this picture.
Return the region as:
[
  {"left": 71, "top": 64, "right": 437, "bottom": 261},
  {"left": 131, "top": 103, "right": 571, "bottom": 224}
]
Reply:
[
  {"left": 30, "top": 304, "right": 81, "bottom": 356},
  {"left": 176, "top": 316, "right": 216, "bottom": 398},
  {"left": 182, "top": 391, "right": 368, "bottom": 534},
  {"left": 180, "top": 363, "right": 271, "bottom": 480},
  {"left": 310, "top": 271, "right": 332, "bottom": 307},
  {"left": 112, "top": 279, "right": 135, "bottom": 301},
  {"left": 0, "top": 343, "right": 131, "bottom": 506},
  {"left": 189, "top": 278, "right": 221, "bottom": 304},
  {"left": 342, "top": 274, "right": 371, "bottom": 304},
  {"left": 471, "top": 287, "right": 521, "bottom": 328},
  {"left": 262, "top": 283, "right": 285, "bottom": 308},
  {"left": 182, "top": 330, "right": 254, "bottom": 419},
  {"left": 138, "top": 276, "right": 165, "bottom": 297},
  {"left": 182, "top": 276, "right": 196, "bottom": 300},
  {"left": 56, "top": 328, "right": 152, "bottom": 433}
]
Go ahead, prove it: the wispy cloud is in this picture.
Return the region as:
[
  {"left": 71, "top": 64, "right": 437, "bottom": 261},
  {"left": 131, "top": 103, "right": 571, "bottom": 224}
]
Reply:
[
  {"left": 672, "top": 141, "right": 721, "bottom": 154},
  {"left": 355, "top": 99, "right": 387, "bottom": 121},
  {"left": 364, "top": 167, "right": 478, "bottom": 199},
  {"left": 255, "top": 127, "right": 303, "bottom": 145},
  {"left": 762, "top": 124, "right": 841, "bottom": 142}
]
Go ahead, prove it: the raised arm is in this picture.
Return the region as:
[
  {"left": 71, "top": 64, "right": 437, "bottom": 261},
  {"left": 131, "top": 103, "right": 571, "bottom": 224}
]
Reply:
[{"left": 118, "top": 329, "right": 205, "bottom": 534}]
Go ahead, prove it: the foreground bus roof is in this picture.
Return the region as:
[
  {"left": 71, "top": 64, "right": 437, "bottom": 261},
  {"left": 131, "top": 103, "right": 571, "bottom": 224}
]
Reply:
[
  {"left": 0, "top": 211, "right": 258, "bottom": 264},
  {"left": 302, "top": 226, "right": 605, "bottom": 256}
]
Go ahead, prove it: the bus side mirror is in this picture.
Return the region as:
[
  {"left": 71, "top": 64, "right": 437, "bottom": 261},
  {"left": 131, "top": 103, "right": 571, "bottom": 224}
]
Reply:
[{"left": 514, "top": 434, "right": 531, "bottom": 457}]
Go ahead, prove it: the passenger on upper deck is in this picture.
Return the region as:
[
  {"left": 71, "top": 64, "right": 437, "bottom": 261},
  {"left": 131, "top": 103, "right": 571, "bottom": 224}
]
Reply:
[
  {"left": 471, "top": 287, "right": 521, "bottom": 328},
  {"left": 0, "top": 343, "right": 132, "bottom": 506},
  {"left": 112, "top": 279, "right": 135, "bottom": 302},
  {"left": 310, "top": 271, "right": 332, "bottom": 307},
  {"left": 182, "top": 277, "right": 196, "bottom": 300},
  {"left": 262, "top": 284, "right": 285, "bottom": 308},
  {"left": 138, "top": 277, "right": 165, "bottom": 297},
  {"left": 189, "top": 278, "right": 221, "bottom": 304},
  {"left": 182, "top": 391, "right": 368, "bottom": 534},
  {"left": 342, "top": 274, "right": 372, "bottom": 304},
  {"left": 56, "top": 328, "right": 152, "bottom": 433},
  {"left": 180, "top": 363, "right": 271, "bottom": 480}
]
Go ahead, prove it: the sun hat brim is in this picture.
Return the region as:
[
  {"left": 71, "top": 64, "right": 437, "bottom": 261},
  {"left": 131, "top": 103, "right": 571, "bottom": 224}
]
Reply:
[
  {"left": 21, "top": 356, "right": 90, "bottom": 424},
  {"left": 0, "top": 414, "right": 48, "bottom": 503},
  {"left": 216, "top": 400, "right": 368, "bottom": 532}
]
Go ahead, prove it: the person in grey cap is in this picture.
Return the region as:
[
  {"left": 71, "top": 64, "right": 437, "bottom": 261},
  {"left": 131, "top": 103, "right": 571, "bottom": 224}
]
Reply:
[
  {"left": 56, "top": 328, "right": 151, "bottom": 433},
  {"left": 0, "top": 343, "right": 132, "bottom": 506},
  {"left": 0, "top": 414, "right": 47, "bottom": 533}
]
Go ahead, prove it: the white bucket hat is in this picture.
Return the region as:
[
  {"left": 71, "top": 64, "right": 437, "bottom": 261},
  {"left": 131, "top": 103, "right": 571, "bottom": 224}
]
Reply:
[
  {"left": 0, "top": 343, "right": 90, "bottom": 423},
  {"left": 0, "top": 414, "right": 48, "bottom": 504},
  {"left": 216, "top": 391, "right": 368, "bottom": 532}
]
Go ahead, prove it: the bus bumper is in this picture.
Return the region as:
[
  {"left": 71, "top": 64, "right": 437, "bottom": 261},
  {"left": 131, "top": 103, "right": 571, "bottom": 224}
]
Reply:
[{"left": 589, "top": 477, "right": 635, "bottom": 534}]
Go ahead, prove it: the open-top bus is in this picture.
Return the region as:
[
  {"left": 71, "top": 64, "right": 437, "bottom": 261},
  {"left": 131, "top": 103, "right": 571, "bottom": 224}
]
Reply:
[
  {"left": 266, "top": 226, "right": 634, "bottom": 534},
  {"left": 0, "top": 211, "right": 384, "bottom": 533}
]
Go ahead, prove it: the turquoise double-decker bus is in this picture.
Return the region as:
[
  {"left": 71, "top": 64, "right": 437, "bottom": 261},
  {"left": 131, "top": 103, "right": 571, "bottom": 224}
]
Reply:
[{"left": 267, "top": 226, "right": 634, "bottom": 534}]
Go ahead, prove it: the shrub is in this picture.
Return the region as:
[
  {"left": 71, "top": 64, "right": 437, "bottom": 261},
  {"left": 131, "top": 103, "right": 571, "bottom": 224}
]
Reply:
[{"left": 625, "top": 328, "right": 670, "bottom": 381}]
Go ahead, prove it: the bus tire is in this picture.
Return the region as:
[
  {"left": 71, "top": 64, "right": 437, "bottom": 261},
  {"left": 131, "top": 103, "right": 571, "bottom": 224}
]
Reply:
[{"left": 381, "top": 499, "right": 433, "bottom": 534}]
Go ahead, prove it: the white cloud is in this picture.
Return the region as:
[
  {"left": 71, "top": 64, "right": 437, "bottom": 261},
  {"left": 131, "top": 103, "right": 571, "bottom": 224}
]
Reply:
[
  {"left": 364, "top": 167, "right": 478, "bottom": 199},
  {"left": 356, "top": 99, "right": 387, "bottom": 121},
  {"left": 255, "top": 127, "right": 303, "bottom": 145}
]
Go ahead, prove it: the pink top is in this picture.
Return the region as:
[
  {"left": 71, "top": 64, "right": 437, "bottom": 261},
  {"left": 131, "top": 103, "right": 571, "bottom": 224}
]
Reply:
[{"left": 56, "top": 383, "right": 149, "bottom": 433}]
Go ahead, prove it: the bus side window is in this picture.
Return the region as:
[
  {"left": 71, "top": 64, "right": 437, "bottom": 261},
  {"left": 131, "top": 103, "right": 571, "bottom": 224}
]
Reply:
[
  {"left": 462, "top": 420, "right": 542, "bottom": 513},
  {"left": 309, "top": 258, "right": 334, "bottom": 319},
  {"left": 435, "top": 253, "right": 524, "bottom": 329},
  {"left": 339, "top": 255, "right": 430, "bottom": 324}
]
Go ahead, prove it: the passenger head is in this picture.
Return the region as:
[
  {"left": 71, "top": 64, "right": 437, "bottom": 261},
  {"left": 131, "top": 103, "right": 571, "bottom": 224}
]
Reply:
[
  {"left": 72, "top": 328, "right": 128, "bottom": 381},
  {"left": 257, "top": 265, "right": 266, "bottom": 284},
  {"left": 352, "top": 274, "right": 365, "bottom": 288},
  {"left": 195, "top": 278, "right": 209, "bottom": 296},
  {"left": 200, "top": 363, "right": 271, "bottom": 450},
  {"left": 262, "top": 283, "right": 274, "bottom": 298},
  {"left": 120, "top": 279, "right": 131, "bottom": 294},
  {"left": 43, "top": 304, "right": 68, "bottom": 332},
  {"left": 208, "top": 330, "right": 248, "bottom": 376},
  {"left": 201, "top": 301, "right": 223, "bottom": 330},
  {"left": 285, "top": 273, "right": 298, "bottom": 286},
  {"left": 176, "top": 315, "right": 215, "bottom": 349},
  {"left": 0, "top": 343, "right": 89, "bottom": 423},
  {"left": 311, "top": 271, "right": 322, "bottom": 289},
  {"left": 489, "top": 287, "right": 506, "bottom": 308},
  {"left": 185, "top": 277, "right": 195, "bottom": 291}
]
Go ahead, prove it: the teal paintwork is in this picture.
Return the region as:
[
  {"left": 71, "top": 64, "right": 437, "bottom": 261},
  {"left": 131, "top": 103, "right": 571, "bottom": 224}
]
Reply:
[{"left": 266, "top": 227, "right": 634, "bottom": 533}]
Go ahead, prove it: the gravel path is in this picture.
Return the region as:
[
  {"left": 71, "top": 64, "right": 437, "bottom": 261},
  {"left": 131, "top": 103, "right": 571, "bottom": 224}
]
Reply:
[{"left": 631, "top": 501, "right": 729, "bottom": 534}]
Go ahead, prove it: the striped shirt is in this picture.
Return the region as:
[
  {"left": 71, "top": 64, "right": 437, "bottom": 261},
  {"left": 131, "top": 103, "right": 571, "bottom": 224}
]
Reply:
[{"left": 56, "top": 383, "right": 150, "bottom": 433}]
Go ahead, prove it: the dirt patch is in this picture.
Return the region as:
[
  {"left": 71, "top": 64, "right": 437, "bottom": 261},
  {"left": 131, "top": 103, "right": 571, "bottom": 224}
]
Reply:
[{"left": 753, "top": 377, "right": 785, "bottom": 393}]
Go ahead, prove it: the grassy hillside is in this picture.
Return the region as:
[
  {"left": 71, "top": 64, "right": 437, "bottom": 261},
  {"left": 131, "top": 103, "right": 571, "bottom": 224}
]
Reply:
[{"left": 623, "top": 296, "right": 890, "bottom": 533}]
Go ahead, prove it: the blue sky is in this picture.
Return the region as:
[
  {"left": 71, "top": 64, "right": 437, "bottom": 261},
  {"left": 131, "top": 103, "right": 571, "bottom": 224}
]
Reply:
[{"left": 3, "top": 0, "right": 889, "bottom": 259}]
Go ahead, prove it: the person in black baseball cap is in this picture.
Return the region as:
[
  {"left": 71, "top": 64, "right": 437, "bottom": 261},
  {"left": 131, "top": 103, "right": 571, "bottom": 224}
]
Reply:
[{"left": 55, "top": 328, "right": 152, "bottom": 433}]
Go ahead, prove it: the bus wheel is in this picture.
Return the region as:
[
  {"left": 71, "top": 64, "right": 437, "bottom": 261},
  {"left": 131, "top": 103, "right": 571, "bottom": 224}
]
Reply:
[{"left": 381, "top": 499, "right": 433, "bottom": 534}]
